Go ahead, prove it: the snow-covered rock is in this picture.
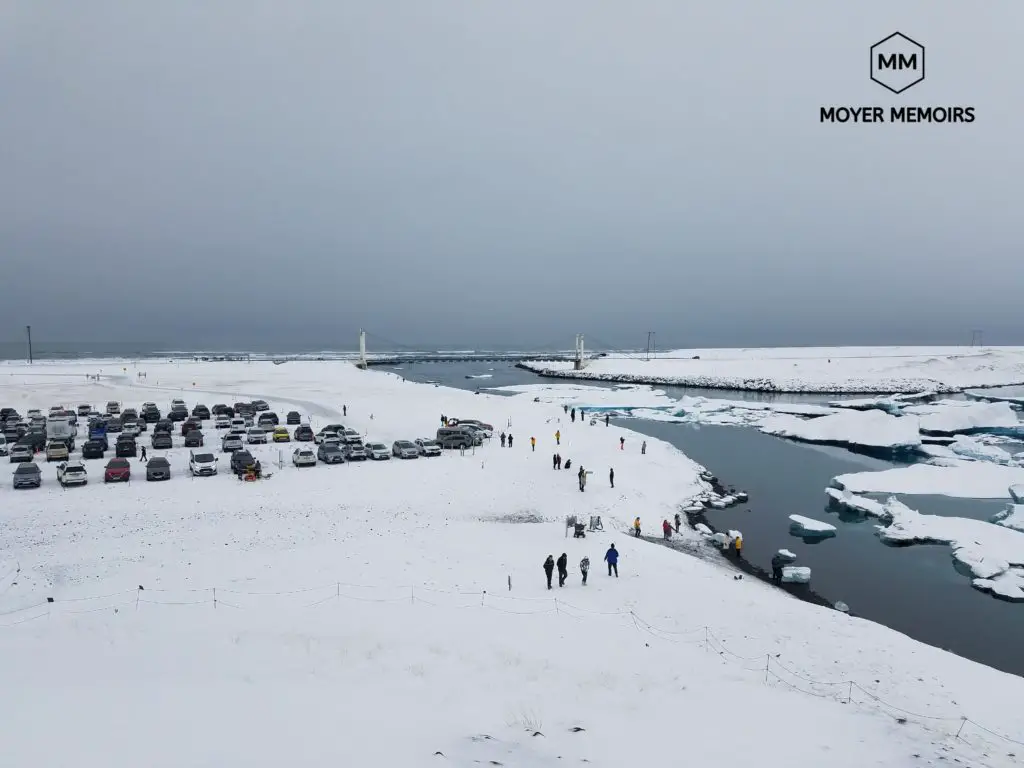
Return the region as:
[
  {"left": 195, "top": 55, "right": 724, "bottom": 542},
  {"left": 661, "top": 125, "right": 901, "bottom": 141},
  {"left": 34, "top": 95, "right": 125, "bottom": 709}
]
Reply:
[
  {"left": 789, "top": 515, "right": 837, "bottom": 537},
  {"left": 759, "top": 410, "right": 921, "bottom": 451}
]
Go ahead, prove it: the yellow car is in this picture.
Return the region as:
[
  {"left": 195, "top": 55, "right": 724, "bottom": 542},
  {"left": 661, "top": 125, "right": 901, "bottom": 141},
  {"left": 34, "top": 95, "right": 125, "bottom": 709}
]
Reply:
[{"left": 272, "top": 427, "right": 291, "bottom": 443}]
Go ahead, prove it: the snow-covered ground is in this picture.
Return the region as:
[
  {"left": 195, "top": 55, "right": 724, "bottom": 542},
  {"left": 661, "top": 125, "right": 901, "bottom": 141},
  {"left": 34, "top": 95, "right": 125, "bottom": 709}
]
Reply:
[
  {"left": 521, "top": 346, "right": 1024, "bottom": 394},
  {"left": 1, "top": 360, "right": 1023, "bottom": 766}
]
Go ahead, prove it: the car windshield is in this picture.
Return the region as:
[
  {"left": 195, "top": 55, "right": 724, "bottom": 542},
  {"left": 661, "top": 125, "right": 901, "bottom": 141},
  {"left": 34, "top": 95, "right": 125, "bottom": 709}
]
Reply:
[
  {"left": 15, "top": 464, "right": 38, "bottom": 473},
  {"left": 109, "top": 459, "right": 129, "bottom": 467},
  {"left": 149, "top": 458, "right": 169, "bottom": 466},
  {"left": 421, "top": 440, "right": 438, "bottom": 446},
  {"left": 194, "top": 453, "right": 214, "bottom": 462}
]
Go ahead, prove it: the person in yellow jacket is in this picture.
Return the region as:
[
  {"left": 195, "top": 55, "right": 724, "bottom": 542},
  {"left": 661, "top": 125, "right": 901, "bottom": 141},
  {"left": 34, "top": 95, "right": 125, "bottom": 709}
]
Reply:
[
  {"left": 530, "top": 436, "right": 536, "bottom": 452},
  {"left": 555, "top": 430, "right": 560, "bottom": 445},
  {"left": 734, "top": 533, "right": 743, "bottom": 559},
  {"left": 633, "top": 517, "right": 641, "bottom": 538}
]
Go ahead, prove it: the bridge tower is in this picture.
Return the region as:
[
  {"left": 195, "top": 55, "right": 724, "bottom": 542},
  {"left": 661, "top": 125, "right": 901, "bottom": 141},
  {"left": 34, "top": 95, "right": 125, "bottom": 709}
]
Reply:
[
  {"left": 357, "top": 329, "right": 367, "bottom": 369},
  {"left": 574, "top": 334, "right": 585, "bottom": 370}
]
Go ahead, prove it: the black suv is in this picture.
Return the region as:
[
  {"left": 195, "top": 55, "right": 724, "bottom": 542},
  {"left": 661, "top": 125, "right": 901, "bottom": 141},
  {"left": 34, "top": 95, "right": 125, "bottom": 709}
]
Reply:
[
  {"left": 230, "top": 449, "right": 255, "bottom": 474},
  {"left": 168, "top": 406, "right": 188, "bottom": 422},
  {"left": 212, "top": 404, "right": 234, "bottom": 417},
  {"left": 181, "top": 417, "right": 202, "bottom": 436},
  {"left": 294, "top": 424, "right": 314, "bottom": 441},
  {"left": 286, "top": 411, "right": 301, "bottom": 425},
  {"left": 257, "top": 412, "right": 279, "bottom": 430},
  {"left": 184, "top": 430, "right": 204, "bottom": 447},
  {"left": 154, "top": 419, "right": 174, "bottom": 435},
  {"left": 82, "top": 439, "right": 106, "bottom": 459},
  {"left": 192, "top": 404, "right": 211, "bottom": 420},
  {"left": 151, "top": 432, "right": 173, "bottom": 449},
  {"left": 115, "top": 436, "right": 138, "bottom": 457},
  {"left": 141, "top": 405, "right": 161, "bottom": 423}
]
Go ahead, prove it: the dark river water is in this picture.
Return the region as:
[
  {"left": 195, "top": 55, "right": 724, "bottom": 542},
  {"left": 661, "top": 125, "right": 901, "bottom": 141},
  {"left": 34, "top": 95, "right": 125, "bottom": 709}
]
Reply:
[{"left": 388, "top": 360, "right": 1024, "bottom": 678}]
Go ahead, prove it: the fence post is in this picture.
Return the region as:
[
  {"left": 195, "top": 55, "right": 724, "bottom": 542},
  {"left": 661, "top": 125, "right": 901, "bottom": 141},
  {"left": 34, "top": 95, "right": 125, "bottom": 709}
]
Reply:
[
  {"left": 410, "top": 586, "right": 414, "bottom": 604},
  {"left": 507, "top": 574, "right": 511, "bottom": 592},
  {"left": 764, "top": 654, "right": 770, "bottom": 685},
  {"left": 481, "top": 590, "right": 486, "bottom": 607},
  {"left": 136, "top": 587, "right": 141, "bottom": 611},
  {"left": 704, "top": 626, "right": 708, "bottom": 652},
  {"left": 554, "top": 598, "right": 559, "bottom": 615},
  {"left": 847, "top": 681, "right": 853, "bottom": 704},
  {"left": 212, "top": 587, "right": 217, "bottom": 610},
  {"left": 955, "top": 717, "right": 967, "bottom": 739}
]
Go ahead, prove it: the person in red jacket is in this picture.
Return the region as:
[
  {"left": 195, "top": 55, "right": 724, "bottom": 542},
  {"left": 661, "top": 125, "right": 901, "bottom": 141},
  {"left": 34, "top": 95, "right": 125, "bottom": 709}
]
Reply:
[{"left": 663, "top": 519, "right": 672, "bottom": 539}]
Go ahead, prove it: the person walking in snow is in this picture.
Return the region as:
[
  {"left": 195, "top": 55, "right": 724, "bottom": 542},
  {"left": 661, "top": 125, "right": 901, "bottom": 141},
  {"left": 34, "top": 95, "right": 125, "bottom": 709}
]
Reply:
[
  {"left": 552, "top": 453, "right": 558, "bottom": 470},
  {"left": 555, "top": 429, "right": 560, "bottom": 445},
  {"left": 641, "top": 440, "right": 646, "bottom": 455},
  {"left": 604, "top": 544, "right": 619, "bottom": 577},
  {"left": 543, "top": 555, "right": 555, "bottom": 589},
  {"left": 556, "top": 553, "right": 568, "bottom": 587},
  {"left": 662, "top": 519, "right": 672, "bottom": 540},
  {"left": 441, "top": 414, "right": 446, "bottom": 426},
  {"left": 500, "top": 432, "right": 506, "bottom": 447},
  {"left": 580, "top": 556, "right": 590, "bottom": 585},
  {"left": 530, "top": 436, "right": 536, "bottom": 452},
  {"left": 605, "top": 414, "right": 609, "bottom": 427},
  {"left": 619, "top": 436, "right": 625, "bottom": 450},
  {"left": 140, "top": 445, "right": 148, "bottom": 462},
  {"left": 609, "top": 467, "right": 615, "bottom": 488},
  {"left": 556, "top": 454, "right": 562, "bottom": 469},
  {"left": 343, "top": 405, "right": 347, "bottom": 417},
  {"left": 578, "top": 465, "right": 585, "bottom": 492},
  {"left": 734, "top": 533, "right": 743, "bottom": 559},
  {"left": 563, "top": 404, "right": 568, "bottom": 414},
  {"left": 508, "top": 434, "right": 513, "bottom": 447},
  {"left": 570, "top": 408, "right": 576, "bottom": 423},
  {"left": 674, "top": 513, "right": 681, "bottom": 532},
  {"left": 633, "top": 517, "right": 641, "bottom": 538}
]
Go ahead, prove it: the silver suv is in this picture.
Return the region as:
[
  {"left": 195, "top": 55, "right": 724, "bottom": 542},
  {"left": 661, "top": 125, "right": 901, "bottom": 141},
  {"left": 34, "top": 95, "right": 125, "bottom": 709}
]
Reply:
[
  {"left": 392, "top": 440, "right": 419, "bottom": 459},
  {"left": 221, "top": 434, "right": 244, "bottom": 453}
]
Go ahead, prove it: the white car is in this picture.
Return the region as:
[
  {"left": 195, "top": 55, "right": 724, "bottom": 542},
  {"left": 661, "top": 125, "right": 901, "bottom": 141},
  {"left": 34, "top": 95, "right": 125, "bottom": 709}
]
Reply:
[
  {"left": 292, "top": 447, "right": 317, "bottom": 467},
  {"left": 189, "top": 451, "right": 218, "bottom": 476},
  {"left": 122, "top": 421, "right": 141, "bottom": 437},
  {"left": 56, "top": 460, "right": 88, "bottom": 487},
  {"left": 414, "top": 438, "right": 441, "bottom": 457},
  {"left": 247, "top": 427, "right": 267, "bottom": 444},
  {"left": 230, "top": 417, "right": 246, "bottom": 432},
  {"left": 171, "top": 399, "right": 186, "bottom": 409},
  {"left": 341, "top": 428, "right": 361, "bottom": 444},
  {"left": 214, "top": 416, "right": 231, "bottom": 429},
  {"left": 315, "top": 429, "right": 339, "bottom": 445},
  {"left": 365, "top": 442, "right": 390, "bottom": 460}
]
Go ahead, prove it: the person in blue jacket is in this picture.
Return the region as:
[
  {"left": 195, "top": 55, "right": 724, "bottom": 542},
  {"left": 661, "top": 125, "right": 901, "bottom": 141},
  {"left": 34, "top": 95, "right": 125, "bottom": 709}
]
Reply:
[{"left": 604, "top": 544, "right": 619, "bottom": 577}]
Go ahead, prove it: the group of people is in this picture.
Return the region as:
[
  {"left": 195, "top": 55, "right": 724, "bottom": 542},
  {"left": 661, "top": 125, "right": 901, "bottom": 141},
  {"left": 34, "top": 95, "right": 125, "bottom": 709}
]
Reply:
[
  {"left": 499, "top": 432, "right": 513, "bottom": 447},
  {"left": 543, "top": 544, "right": 619, "bottom": 588},
  {"left": 630, "top": 516, "right": 679, "bottom": 539}
]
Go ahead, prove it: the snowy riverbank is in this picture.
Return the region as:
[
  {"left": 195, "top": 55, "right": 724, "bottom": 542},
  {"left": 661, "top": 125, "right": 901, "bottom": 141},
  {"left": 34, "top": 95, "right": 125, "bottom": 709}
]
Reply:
[{"left": 0, "top": 360, "right": 1022, "bottom": 766}]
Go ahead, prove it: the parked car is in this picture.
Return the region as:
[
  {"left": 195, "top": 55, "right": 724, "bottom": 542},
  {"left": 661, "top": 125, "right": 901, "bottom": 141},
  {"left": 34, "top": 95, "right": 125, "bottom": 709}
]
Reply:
[
  {"left": 46, "top": 440, "right": 69, "bottom": 462},
  {"left": 103, "top": 457, "right": 131, "bottom": 482},
  {"left": 453, "top": 420, "right": 494, "bottom": 437},
  {"left": 392, "top": 440, "right": 419, "bottom": 459},
  {"left": 365, "top": 442, "right": 390, "bottom": 460},
  {"left": 316, "top": 443, "right": 344, "bottom": 464},
  {"left": 272, "top": 427, "right": 290, "bottom": 443},
  {"left": 24, "top": 430, "right": 48, "bottom": 452},
  {"left": 116, "top": 436, "right": 138, "bottom": 458},
  {"left": 151, "top": 432, "right": 173, "bottom": 450},
  {"left": 0, "top": 434, "right": 7, "bottom": 457},
  {"left": 122, "top": 420, "right": 141, "bottom": 437},
  {"left": 257, "top": 412, "right": 279, "bottom": 431},
  {"left": 286, "top": 411, "right": 301, "bottom": 425},
  {"left": 122, "top": 408, "right": 138, "bottom": 421},
  {"left": 415, "top": 438, "right": 442, "bottom": 457},
  {"left": 222, "top": 434, "right": 244, "bottom": 453},
  {"left": 154, "top": 419, "right": 174, "bottom": 435},
  {"left": 234, "top": 402, "right": 254, "bottom": 415},
  {"left": 246, "top": 427, "right": 267, "bottom": 444},
  {"left": 314, "top": 428, "right": 338, "bottom": 444},
  {"left": 134, "top": 419, "right": 148, "bottom": 433},
  {"left": 57, "top": 460, "right": 88, "bottom": 487},
  {"left": 181, "top": 417, "right": 202, "bottom": 436},
  {"left": 168, "top": 406, "right": 188, "bottom": 422},
  {"left": 251, "top": 399, "right": 270, "bottom": 411},
  {"left": 171, "top": 398, "right": 187, "bottom": 410},
  {"left": 145, "top": 456, "right": 171, "bottom": 481},
  {"left": 230, "top": 416, "right": 247, "bottom": 432},
  {"left": 81, "top": 439, "right": 106, "bottom": 459},
  {"left": 294, "top": 424, "right": 314, "bottom": 442},
  {"left": 141, "top": 404, "right": 161, "bottom": 422},
  {"left": 344, "top": 443, "right": 368, "bottom": 461},
  {"left": 192, "top": 404, "right": 211, "bottom": 420},
  {"left": 230, "top": 450, "right": 255, "bottom": 474},
  {"left": 341, "top": 428, "right": 361, "bottom": 444},
  {"left": 214, "top": 416, "right": 231, "bottom": 429},
  {"left": 294, "top": 446, "right": 319, "bottom": 466},
  {"left": 105, "top": 417, "right": 123, "bottom": 434},
  {"left": 12, "top": 461, "right": 41, "bottom": 488},
  {"left": 184, "top": 430, "right": 204, "bottom": 447},
  {"left": 189, "top": 451, "right": 218, "bottom": 476},
  {"left": 77, "top": 404, "right": 92, "bottom": 416},
  {"left": 105, "top": 401, "right": 120, "bottom": 415},
  {"left": 436, "top": 427, "right": 476, "bottom": 449}
]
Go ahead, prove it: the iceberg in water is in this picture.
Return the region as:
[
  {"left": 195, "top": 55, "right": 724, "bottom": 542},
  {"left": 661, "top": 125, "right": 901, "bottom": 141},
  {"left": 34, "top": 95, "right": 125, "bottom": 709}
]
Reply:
[
  {"left": 781, "top": 566, "right": 811, "bottom": 584},
  {"left": 759, "top": 410, "right": 921, "bottom": 454},
  {"left": 788, "top": 514, "right": 837, "bottom": 538},
  {"left": 948, "top": 436, "right": 1015, "bottom": 465},
  {"left": 911, "top": 401, "right": 1021, "bottom": 435},
  {"left": 776, "top": 549, "right": 797, "bottom": 562}
]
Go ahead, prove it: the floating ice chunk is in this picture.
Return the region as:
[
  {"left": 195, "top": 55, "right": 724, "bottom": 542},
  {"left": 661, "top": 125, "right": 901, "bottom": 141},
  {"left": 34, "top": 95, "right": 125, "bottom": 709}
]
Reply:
[
  {"left": 710, "top": 532, "right": 730, "bottom": 547},
  {"left": 833, "top": 462, "right": 1024, "bottom": 499},
  {"left": 683, "top": 505, "right": 705, "bottom": 515},
  {"left": 914, "top": 401, "right": 1019, "bottom": 435},
  {"left": 971, "top": 570, "right": 1024, "bottom": 602},
  {"left": 789, "top": 514, "right": 837, "bottom": 537},
  {"left": 759, "top": 410, "right": 921, "bottom": 451},
  {"left": 720, "top": 495, "right": 736, "bottom": 505},
  {"left": 834, "top": 601, "right": 850, "bottom": 613},
  {"left": 694, "top": 523, "right": 713, "bottom": 536},
  {"left": 734, "top": 491, "right": 749, "bottom": 502},
  {"left": 710, "top": 500, "right": 727, "bottom": 509},
  {"left": 777, "top": 549, "right": 797, "bottom": 562},
  {"left": 948, "top": 436, "right": 1013, "bottom": 464},
  {"left": 825, "top": 487, "right": 892, "bottom": 520},
  {"left": 727, "top": 529, "right": 743, "bottom": 541},
  {"left": 781, "top": 566, "right": 811, "bottom": 583},
  {"left": 993, "top": 504, "right": 1024, "bottom": 533},
  {"left": 952, "top": 544, "right": 1009, "bottom": 579},
  {"left": 1010, "top": 484, "right": 1024, "bottom": 503}
]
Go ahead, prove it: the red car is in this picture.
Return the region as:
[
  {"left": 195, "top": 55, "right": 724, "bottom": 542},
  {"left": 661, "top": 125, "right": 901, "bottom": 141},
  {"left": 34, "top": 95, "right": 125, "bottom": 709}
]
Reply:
[{"left": 103, "top": 458, "right": 131, "bottom": 483}]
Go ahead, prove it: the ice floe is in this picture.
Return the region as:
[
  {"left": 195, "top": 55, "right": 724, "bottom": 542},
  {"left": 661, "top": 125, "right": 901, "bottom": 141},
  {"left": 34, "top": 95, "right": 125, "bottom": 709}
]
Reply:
[
  {"left": 789, "top": 514, "right": 837, "bottom": 538},
  {"left": 759, "top": 410, "right": 921, "bottom": 452},
  {"left": 826, "top": 489, "right": 1024, "bottom": 601},
  {"left": 832, "top": 463, "right": 1024, "bottom": 499},
  {"left": 782, "top": 566, "right": 812, "bottom": 584},
  {"left": 905, "top": 401, "right": 1021, "bottom": 435}
]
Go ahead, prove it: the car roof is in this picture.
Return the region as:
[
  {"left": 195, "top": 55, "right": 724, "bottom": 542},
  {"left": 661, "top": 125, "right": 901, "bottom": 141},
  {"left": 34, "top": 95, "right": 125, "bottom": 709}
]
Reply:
[{"left": 15, "top": 462, "right": 40, "bottom": 471}]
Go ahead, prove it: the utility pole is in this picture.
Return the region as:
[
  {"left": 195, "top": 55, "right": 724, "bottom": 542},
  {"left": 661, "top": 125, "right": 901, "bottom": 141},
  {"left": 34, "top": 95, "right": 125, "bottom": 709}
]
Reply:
[
  {"left": 971, "top": 330, "right": 983, "bottom": 347},
  {"left": 646, "top": 331, "right": 656, "bottom": 361},
  {"left": 26, "top": 325, "right": 32, "bottom": 364}
]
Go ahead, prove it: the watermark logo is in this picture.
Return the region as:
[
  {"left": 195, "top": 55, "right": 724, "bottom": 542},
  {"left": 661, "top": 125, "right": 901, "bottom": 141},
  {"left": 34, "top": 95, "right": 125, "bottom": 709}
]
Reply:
[
  {"left": 870, "top": 32, "right": 925, "bottom": 94},
  {"left": 820, "top": 33, "right": 975, "bottom": 124}
]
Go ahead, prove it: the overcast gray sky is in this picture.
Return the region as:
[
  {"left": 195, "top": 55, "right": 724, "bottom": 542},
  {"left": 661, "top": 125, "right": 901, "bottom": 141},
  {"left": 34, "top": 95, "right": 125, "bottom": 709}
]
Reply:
[{"left": 1, "top": 1, "right": 1021, "bottom": 351}]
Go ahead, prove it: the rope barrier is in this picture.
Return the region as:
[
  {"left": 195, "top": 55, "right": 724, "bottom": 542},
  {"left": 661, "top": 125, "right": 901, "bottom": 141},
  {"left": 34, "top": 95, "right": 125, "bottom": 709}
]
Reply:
[{"left": 0, "top": 579, "right": 1020, "bottom": 746}]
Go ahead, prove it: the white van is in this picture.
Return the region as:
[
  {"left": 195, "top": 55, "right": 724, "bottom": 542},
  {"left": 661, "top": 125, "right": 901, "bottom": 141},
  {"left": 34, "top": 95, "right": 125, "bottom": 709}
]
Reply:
[{"left": 0, "top": 434, "right": 7, "bottom": 456}]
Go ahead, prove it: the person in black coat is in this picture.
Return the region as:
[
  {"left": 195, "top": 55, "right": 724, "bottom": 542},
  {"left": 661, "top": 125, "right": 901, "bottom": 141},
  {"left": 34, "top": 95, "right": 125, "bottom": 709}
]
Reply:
[
  {"left": 771, "top": 554, "right": 786, "bottom": 585},
  {"left": 543, "top": 555, "right": 555, "bottom": 589},
  {"left": 556, "top": 553, "right": 569, "bottom": 587}
]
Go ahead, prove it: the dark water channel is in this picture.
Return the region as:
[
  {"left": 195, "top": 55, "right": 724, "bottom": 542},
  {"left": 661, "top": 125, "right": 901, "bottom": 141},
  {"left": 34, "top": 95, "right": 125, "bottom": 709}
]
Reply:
[{"left": 391, "top": 361, "right": 1024, "bottom": 677}]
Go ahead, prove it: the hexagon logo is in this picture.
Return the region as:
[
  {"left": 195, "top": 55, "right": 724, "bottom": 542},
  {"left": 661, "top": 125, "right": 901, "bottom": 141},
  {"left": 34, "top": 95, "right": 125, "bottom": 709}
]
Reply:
[{"left": 870, "top": 32, "right": 925, "bottom": 95}]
